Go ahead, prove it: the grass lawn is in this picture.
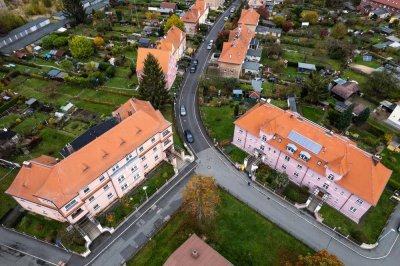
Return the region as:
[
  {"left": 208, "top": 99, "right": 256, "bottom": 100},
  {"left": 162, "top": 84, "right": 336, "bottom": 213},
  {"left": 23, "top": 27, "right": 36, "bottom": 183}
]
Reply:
[
  {"left": 14, "top": 112, "right": 48, "bottom": 136},
  {"left": 223, "top": 144, "right": 248, "bottom": 163},
  {"left": 200, "top": 105, "right": 235, "bottom": 143},
  {"left": 354, "top": 55, "right": 381, "bottom": 69},
  {"left": 381, "top": 149, "right": 400, "bottom": 190},
  {"left": 0, "top": 167, "right": 18, "bottom": 219},
  {"left": 342, "top": 69, "right": 367, "bottom": 86},
  {"left": 62, "top": 120, "right": 90, "bottom": 136},
  {"left": 320, "top": 190, "right": 396, "bottom": 244},
  {"left": 101, "top": 163, "right": 175, "bottom": 228},
  {"left": 0, "top": 113, "right": 20, "bottom": 129},
  {"left": 271, "top": 99, "right": 287, "bottom": 109},
  {"left": 300, "top": 105, "right": 325, "bottom": 123},
  {"left": 128, "top": 190, "right": 313, "bottom": 265}
]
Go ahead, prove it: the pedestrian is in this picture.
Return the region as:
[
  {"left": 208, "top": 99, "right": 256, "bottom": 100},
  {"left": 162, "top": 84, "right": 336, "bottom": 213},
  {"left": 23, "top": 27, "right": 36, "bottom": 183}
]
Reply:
[{"left": 248, "top": 181, "right": 251, "bottom": 186}]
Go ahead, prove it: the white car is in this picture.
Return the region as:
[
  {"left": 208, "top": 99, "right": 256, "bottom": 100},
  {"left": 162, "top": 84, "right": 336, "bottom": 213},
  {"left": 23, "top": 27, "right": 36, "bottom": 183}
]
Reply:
[
  {"left": 209, "top": 40, "right": 214, "bottom": 44},
  {"left": 224, "top": 16, "right": 228, "bottom": 21},
  {"left": 207, "top": 44, "right": 213, "bottom": 50}
]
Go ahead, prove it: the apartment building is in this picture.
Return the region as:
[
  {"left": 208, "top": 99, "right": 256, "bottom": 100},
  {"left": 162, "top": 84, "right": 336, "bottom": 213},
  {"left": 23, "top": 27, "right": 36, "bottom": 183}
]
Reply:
[
  {"left": 232, "top": 102, "right": 392, "bottom": 223},
  {"left": 248, "top": 0, "right": 265, "bottom": 8},
  {"left": 6, "top": 99, "right": 174, "bottom": 225},
  {"left": 181, "top": 0, "right": 209, "bottom": 35},
  {"left": 359, "top": 0, "right": 400, "bottom": 14},
  {"left": 157, "top": 26, "right": 187, "bottom": 62},
  {"left": 205, "top": 0, "right": 225, "bottom": 10},
  {"left": 238, "top": 8, "right": 260, "bottom": 31}
]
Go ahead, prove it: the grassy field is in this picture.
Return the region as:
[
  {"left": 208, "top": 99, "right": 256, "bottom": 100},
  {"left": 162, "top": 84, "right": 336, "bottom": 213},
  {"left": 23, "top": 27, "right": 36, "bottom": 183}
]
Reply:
[
  {"left": 342, "top": 69, "right": 368, "bottom": 86},
  {"left": 0, "top": 167, "right": 18, "bottom": 219},
  {"left": 14, "top": 112, "right": 48, "bottom": 136},
  {"left": 128, "top": 190, "right": 313, "bottom": 265},
  {"left": 320, "top": 190, "right": 396, "bottom": 244},
  {"left": 300, "top": 105, "right": 325, "bottom": 123},
  {"left": 200, "top": 105, "right": 235, "bottom": 143},
  {"left": 381, "top": 149, "right": 400, "bottom": 190},
  {"left": 354, "top": 55, "right": 381, "bottom": 69}
]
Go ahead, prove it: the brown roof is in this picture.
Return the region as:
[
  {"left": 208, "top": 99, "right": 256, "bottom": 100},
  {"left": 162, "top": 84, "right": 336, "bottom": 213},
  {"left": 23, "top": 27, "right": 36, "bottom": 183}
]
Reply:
[
  {"left": 353, "top": 103, "right": 367, "bottom": 116},
  {"left": 331, "top": 82, "right": 360, "bottom": 100},
  {"left": 7, "top": 100, "right": 171, "bottom": 208},
  {"left": 234, "top": 103, "right": 392, "bottom": 205},
  {"left": 370, "top": 0, "right": 400, "bottom": 9},
  {"left": 238, "top": 8, "right": 260, "bottom": 26},
  {"left": 136, "top": 48, "right": 172, "bottom": 75},
  {"left": 164, "top": 234, "right": 232, "bottom": 266},
  {"left": 158, "top": 26, "right": 185, "bottom": 54},
  {"left": 160, "top": 2, "right": 177, "bottom": 9}
]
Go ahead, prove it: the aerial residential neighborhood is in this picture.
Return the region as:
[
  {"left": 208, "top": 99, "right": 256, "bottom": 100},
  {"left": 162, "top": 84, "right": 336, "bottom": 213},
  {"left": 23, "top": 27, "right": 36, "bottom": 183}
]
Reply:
[{"left": 1, "top": 0, "right": 400, "bottom": 265}]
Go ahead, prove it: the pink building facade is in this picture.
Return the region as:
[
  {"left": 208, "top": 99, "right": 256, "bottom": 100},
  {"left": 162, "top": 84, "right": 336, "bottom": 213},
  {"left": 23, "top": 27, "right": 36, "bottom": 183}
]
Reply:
[{"left": 232, "top": 103, "right": 391, "bottom": 223}]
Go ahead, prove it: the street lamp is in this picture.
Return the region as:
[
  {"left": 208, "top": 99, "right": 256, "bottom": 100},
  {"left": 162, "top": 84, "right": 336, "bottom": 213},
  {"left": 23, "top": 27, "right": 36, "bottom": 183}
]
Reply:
[{"left": 143, "top": 186, "right": 148, "bottom": 201}]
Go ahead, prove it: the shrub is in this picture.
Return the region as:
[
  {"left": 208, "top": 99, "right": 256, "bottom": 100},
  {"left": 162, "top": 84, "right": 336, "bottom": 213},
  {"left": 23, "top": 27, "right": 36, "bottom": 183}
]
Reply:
[
  {"left": 105, "top": 66, "right": 116, "bottom": 77},
  {"left": 53, "top": 37, "right": 68, "bottom": 48},
  {"left": 98, "top": 61, "right": 111, "bottom": 71},
  {"left": 41, "top": 34, "right": 58, "bottom": 49},
  {"left": 8, "top": 70, "right": 20, "bottom": 78},
  {"left": 69, "top": 36, "right": 94, "bottom": 59},
  {"left": 0, "top": 11, "right": 25, "bottom": 35},
  {"left": 42, "top": 0, "right": 52, "bottom": 8}
]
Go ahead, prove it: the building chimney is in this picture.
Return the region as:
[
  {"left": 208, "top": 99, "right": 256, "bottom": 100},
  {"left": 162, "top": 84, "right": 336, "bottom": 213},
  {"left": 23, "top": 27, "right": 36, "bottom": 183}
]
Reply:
[
  {"left": 23, "top": 161, "right": 31, "bottom": 168},
  {"left": 372, "top": 153, "right": 382, "bottom": 165},
  {"left": 66, "top": 143, "right": 74, "bottom": 154},
  {"left": 191, "top": 249, "right": 200, "bottom": 259}
]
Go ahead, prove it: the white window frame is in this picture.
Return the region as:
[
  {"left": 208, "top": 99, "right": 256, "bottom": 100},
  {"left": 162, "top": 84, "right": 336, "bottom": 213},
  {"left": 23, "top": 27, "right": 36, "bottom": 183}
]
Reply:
[
  {"left": 327, "top": 174, "right": 334, "bottom": 181},
  {"left": 99, "top": 176, "right": 105, "bottom": 182},
  {"left": 103, "top": 184, "right": 110, "bottom": 191},
  {"left": 88, "top": 195, "right": 95, "bottom": 202},
  {"left": 323, "top": 183, "right": 329, "bottom": 190},
  {"left": 284, "top": 155, "right": 290, "bottom": 161},
  {"left": 356, "top": 199, "right": 363, "bottom": 205},
  {"left": 83, "top": 187, "right": 90, "bottom": 194},
  {"left": 349, "top": 206, "right": 357, "bottom": 213}
]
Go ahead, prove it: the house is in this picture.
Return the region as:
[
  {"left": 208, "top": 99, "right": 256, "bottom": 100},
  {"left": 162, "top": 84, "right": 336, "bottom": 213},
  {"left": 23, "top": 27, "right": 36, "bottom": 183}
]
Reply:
[
  {"left": 331, "top": 82, "right": 360, "bottom": 101},
  {"left": 369, "top": 9, "right": 390, "bottom": 18},
  {"left": 204, "top": 0, "right": 225, "bottom": 10},
  {"left": 242, "top": 61, "right": 261, "bottom": 75},
  {"left": 238, "top": 8, "right": 260, "bottom": 31},
  {"left": 6, "top": 99, "right": 175, "bottom": 228},
  {"left": 164, "top": 234, "right": 232, "bottom": 266},
  {"left": 248, "top": 90, "right": 261, "bottom": 99},
  {"left": 255, "top": 26, "right": 282, "bottom": 38},
  {"left": 251, "top": 78, "right": 263, "bottom": 92},
  {"left": 335, "top": 100, "right": 352, "bottom": 113},
  {"left": 181, "top": 0, "right": 209, "bottom": 36},
  {"left": 48, "top": 49, "right": 65, "bottom": 59},
  {"left": 376, "top": 25, "right": 395, "bottom": 35},
  {"left": 61, "top": 102, "right": 75, "bottom": 113},
  {"left": 160, "top": 2, "right": 177, "bottom": 11},
  {"left": 360, "top": 0, "right": 400, "bottom": 15},
  {"left": 232, "top": 102, "right": 392, "bottom": 223},
  {"left": 13, "top": 51, "right": 26, "bottom": 59},
  {"left": 138, "top": 38, "right": 151, "bottom": 48},
  {"left": 157, "top": 26, "right": 186, "bottom": 61},
  {"left": 386, "top": 105, "right": 400, "bottom": 130},
  {"left": 25, "top": 98, "right": 38, "bottom": 108},
  {"left": 47, "top": 69, "right": 67, "bottom": 81},
  {"left": 136, "top": 48, "right": 177, "bottom": 89},
  {"left": 248, "top": 0, "right": 265, "bottom": 8},
  {"left": 298, "top": 62, "right": 316, "bottom": 73},
  {"left": 380, "top": 100, "right": 397, "bottom": 112},
  {"left": 246, "top": 48, "right": 262, "bottom": 62},
  {"left": 353, "top": 103, "right": 367, "bottom": 116}
]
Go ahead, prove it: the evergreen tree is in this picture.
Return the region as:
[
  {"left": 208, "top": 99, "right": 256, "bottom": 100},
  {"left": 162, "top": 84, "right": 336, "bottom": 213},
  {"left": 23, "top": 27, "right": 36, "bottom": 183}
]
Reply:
[
  {"left": 302, "top": 72, "right": 329, "bottom": 104},
  {"left": 354, "top": 107, "right": 370, "bottom": 125},
  {"left": 328, "top": 105, "right": 354, "bottom": 130},
  {"left": 62, "top": 0, "right": 87, "bottom": 25},
  {"left": 138, "top": 53, "right": 170, "bottom": 109}
]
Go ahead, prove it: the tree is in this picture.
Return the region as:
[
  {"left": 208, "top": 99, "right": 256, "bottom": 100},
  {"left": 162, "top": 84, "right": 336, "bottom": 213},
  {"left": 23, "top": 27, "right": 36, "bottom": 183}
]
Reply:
[
  {"left": 364, "top": 70, "right": 400, "bottom": 100},
  {"left": 198, "top": 24, "right": 209, "bottom": 35},
  {"left": 145, "top": 11, "right": 157, "bottom": 19},
  {"left": 328, "top": 105, "right": 354, "bottom": 130},
  {"left": 115, "top": 10, "right": 123, "bottom": 21},
  {"left": 327, "top": 38, "right": 352, "bottom": 61},
  {"left": 320, "top": 28, "right": 329, "bottom": 39},
  {"left": 129, "top": 61, "right": 136, "bottom": 78},
  {"left": 164, "top": 15, "right": 185, "bottom": 32},
  {"left": 61, "top": 0, "right": 87, "bottom": 25},
  {"left": 182, "top": 175, "right": 220, "bottom": 223},
  {"left": 354, "top": 107, "right": 370, "bottom": 125},
  {"left": 292, "top": 6, "right": 303, "bottom": 20},
  {"left": 256, "top": 6, "right": 269, "bottom": 20},
  {"left": 302, "top": 72, "right": 329, "bottom": 103},
  {"left": 93, "top": 36, "right": 105, "bottom": 47},
  {"left": 273, "top": 172, "right": 289, "bottom": 189},
  {"left": 331, "top": 22, "right": 347, "bottom": 39},
  {"left": 41, "top": 34, "right": 57, "bottom": 49},
  {"left": 301, "top": 11, "right": 319, "bottom": 24},
  {"left": 292, "top": 250, "right": 344, "bottom": 266},
  {"left": 265, "top": 44, "right": 283, "bottom": 58},
  {"left": 53, "top": 37, "right": 68, "bottom": 48},
  {"left": 138, "top": 53, "right": 170, "bottom": 109},
  {"left": 282, "top": 21, "right": 294, "bottom": 32},
  {"left": 60, "top": 59, "right": 74, "bottom": 72},
  {"left": 273, "top": 16, "right": 286, "bottom": 26},
  {"left": 69, "top": 36, "right": 94, "bottom": 59},
  {"left": 234, "top": 104, "right": 239, "bottom": 117}
]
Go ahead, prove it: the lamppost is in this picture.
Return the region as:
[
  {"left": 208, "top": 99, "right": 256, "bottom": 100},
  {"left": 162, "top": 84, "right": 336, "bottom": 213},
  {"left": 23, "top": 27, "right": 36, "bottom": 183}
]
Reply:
[{"left": 143, "top": 186, "right": 148, "bottom": 201}]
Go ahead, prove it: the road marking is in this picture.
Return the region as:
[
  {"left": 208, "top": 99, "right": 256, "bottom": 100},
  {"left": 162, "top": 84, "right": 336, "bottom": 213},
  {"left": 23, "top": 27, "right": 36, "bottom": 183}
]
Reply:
[
  {"left": 84, "top": 164, "right": 196, "bottom": 265},
  {"left": 0, "top": 243, "right": 58, "bottom": 266}
]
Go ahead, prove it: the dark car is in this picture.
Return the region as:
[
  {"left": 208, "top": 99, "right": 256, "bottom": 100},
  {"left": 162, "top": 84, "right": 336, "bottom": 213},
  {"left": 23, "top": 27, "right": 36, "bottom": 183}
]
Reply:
[
  {"left": 184, "top": 130, "right": 194, "bottom": 143},
  {"left": 192, "top": 59, "right": 199, "bottom": 66},
  {"left": 190, "top": 65, "right": 197, "bottom": 73}
]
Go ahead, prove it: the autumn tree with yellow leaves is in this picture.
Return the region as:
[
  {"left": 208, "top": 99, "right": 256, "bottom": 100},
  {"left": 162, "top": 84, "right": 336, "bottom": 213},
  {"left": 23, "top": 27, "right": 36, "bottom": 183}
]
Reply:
[{"left": 287, "top": 250, "right": 344, "bottom": 266}]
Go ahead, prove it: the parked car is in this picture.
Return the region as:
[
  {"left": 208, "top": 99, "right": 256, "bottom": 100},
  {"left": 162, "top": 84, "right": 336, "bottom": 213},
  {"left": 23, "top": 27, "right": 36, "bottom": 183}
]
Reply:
[
  {"left": 192, "top": 59, "right": 199, "bottom": 66},
  {"left": 207, "top": 44, "right": 213, "bottom": 50},
  {"left": 209, "top": 39, "right": 214, "bottom": 44},
  {"left": 184, "top": 130, "right": 194, "bottom": 143},
  {"left": 190, "top": 65, "right": 197, "bottom": 73},
  {"left": 180, "top": 105, "right": 187, "bottom": 116},
  {"left": 224, "top": 16, "right": 229, "bottom": 21}
]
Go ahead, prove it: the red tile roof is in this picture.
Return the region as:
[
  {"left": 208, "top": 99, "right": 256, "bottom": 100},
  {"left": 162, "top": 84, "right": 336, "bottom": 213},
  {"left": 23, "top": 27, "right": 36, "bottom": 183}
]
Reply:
[
  {"left": 136, "top": 48, "right": 172, "bottom": 75},
  {"left": 234, "top": 103, "right": 392, "bottom": 205},
  {"left": 182, "top": 0, "right": 207, "bottom": 23},
  {"left": 369, "top": 0, "right": 400, "bottom": 9},
  {"left": 238, "top": 8, "right": 260, "bottom": 26},
  {"left": 160, "top": 2, "right": 177, "bottom": 9},
  {"left": 158, "top": 26, "right": 185, "bottom": 54}
]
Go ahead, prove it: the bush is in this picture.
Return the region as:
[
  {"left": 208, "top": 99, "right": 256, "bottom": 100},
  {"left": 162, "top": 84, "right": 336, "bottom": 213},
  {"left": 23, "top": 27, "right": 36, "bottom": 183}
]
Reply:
[
  {"left": 52, "top": 37, "right": 68, "bottom": 48},
  {"left": 41, "top": 34, "right": 58, "bottom": 49},
  {"left": 98, "top": 61, "right": 111, "bottom": 71},
  {"left": 0, "top": 11, "right": 25, "bottom": 35},
  {"left": 42, "top": 0, "right": 52, "bottom": 8},
  {"left": 8, "top": 70, "right": 20, "bottom": 78},
  {"left": 69, "top": 36, "right": 94, "bottom": 59},
  {"left": 105, "top": 66, "right": 116, "bottom": 77}
]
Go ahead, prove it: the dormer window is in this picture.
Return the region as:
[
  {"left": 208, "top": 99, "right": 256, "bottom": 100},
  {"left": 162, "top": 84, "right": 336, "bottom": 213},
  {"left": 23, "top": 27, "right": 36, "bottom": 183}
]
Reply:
[
  {"left": 262, "top": 135, "right": 267, "bottom": 142},
  {"left": 278, "top": 138, "right": 282, "bottom": 143},
  {"left": 327, "top": 174, "right": 334, "bottom": 181},
  {"left": 317, "top": 161, "right": 322, "bottom": 166},
  {"left": 273, "top": 135, "right": 277, "bottom": 140},
  {"left": 299, "top": 151, "right": 311, "bottom": 162},
  {"left": 286, "top": 143, "right": 297, "bottom": 154}
]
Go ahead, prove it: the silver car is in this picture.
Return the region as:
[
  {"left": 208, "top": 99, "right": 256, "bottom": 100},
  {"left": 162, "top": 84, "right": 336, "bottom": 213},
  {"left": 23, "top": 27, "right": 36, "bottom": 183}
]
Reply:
[{"left": 180, "top": 105, "right": 187, "bottom": 116}]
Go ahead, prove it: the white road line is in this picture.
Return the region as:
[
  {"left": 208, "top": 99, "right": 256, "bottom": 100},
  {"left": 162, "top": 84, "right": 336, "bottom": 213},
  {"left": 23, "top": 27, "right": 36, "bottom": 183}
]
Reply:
[
  {"left": 84, "top": 164, "right": 196, "bottom": 266},
  {"left": 0, "top": 243, "right": 58, "bottom": 266}
]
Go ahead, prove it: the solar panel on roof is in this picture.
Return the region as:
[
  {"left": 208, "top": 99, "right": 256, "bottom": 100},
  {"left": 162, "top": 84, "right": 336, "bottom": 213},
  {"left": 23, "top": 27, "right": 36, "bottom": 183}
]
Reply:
[{"left": 287, "top": 130, "right": 322, "bottom": 154}]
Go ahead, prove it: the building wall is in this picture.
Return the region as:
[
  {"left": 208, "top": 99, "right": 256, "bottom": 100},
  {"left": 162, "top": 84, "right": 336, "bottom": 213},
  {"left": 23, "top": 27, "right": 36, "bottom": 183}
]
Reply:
[
  {"left": 184, "top": 22, "right": 198, "bottom": 36},
  {"left": 388, "top": 106, "right": 400, "bottom": 126},
  {"left": 218, "top": 62, "right": 242, "bottom": 78},
  {"left": 14, "top": 197, "right": 66, "bottom": 222},
  {"left": 340, "top": 194, "right": 371, "bottom": 223},
  {"left": 166, "top": 55, "right": 177, "bottom": 89},
  {"left": 360, "top": 0, "right": 400, "bottom": 14},
  {"left": 206, "top": 0, "right": 224, "bottom": 10}
]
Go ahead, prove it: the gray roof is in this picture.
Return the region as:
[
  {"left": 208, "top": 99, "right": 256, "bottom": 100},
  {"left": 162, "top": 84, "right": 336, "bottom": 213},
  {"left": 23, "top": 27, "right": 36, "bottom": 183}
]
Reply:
[
  {"left": 256, "top": 26, "right": 282, "bottom": 34},
  {"left": 371, "top": 9, "right": 388, "bottom": 15},
  {"left": 25, "top": 98, "right": 37, "bottom": 105},
  {"left": 298, "top": 62, "right": 316, "bottom": 70},
  {"left": 287, "top": 96, "right": 298, "bottom": 113},
  {"left": 251, "top": 79, "right": 262, "bottom": 92},
  {"left": 246, "top": 49, "right": 262, "bottom": 57},
  {"left": 376, "top": 26, "right": 395, "bottom": 34},
  {"left": 386, "top": 35, "right": 400, "bottom": 43},
  {"left": 242, "top": 61, "right": 261, "bottom": 71},
  {"left": 6, "top": 18, "right": 49, "bottom": 37},
  {"left": 288, "top": 130, "right": 322, "bottom": 154}
]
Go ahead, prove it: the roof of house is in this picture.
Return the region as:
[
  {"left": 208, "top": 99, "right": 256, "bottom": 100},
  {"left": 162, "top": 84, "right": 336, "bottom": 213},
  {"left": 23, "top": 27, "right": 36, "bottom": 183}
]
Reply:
[
  {"left": 353, "top": 103, "right": 367, "bottom": 116},
  {"left": 218, "top": 25, "right": 255, "bottom": 65},
  {"left": 0, "top": 129, "right": 16, "bottom": 140},
  {"left": 376, "top": 26, "right": 395, "bottom": 34},
  {"left": 160, "top": 2, "right": 177, "bottom": 9},
  {"left": 371, "top": 0, "right": 400, "bottom": 10},
  {"left": 251, "top": 79, "right": 262, "bottom": 92},
  {"left": 234, "top": 103, "right": 392, "bottom": 205},
  {"left": 157, "top": 26, "right": 185, "bottom": 54},
  {"left": 256, "top": 25, "right": 282, "bottom": 34},
  {"left": 331, "top": 82, "right": 360, "bottom": 100},
  {"left": 242, "top": 61, "right": 261, "bottom": 71},
  {"left": 248, "top": 91, "right": 261, "bottom": 98},
  {"left": 164, "top": 234, "right": 232, "bottom": 266},
  {"left": 238, "top": 8, "right": 260, "bottom": 26},
  {"left": 371, "top": 9, "right": 389, "bottom": 15},
  {"left": 246, "top": 48, "right": 262, "bottom": 57},
  {"left": 136, "top": 47, "right": 172, "bottom": 75},
  {"left": 47, "top": 69, "right": 61, "bottom": 77},
  {"left": 182, "top": 0, "right": 207, "bottom": 23},
  {"left": 6, "top": 99, "right": 171, "bottom": 208},
  {"left": 298, "top": 62, "right": 316, "bottom": 70}
]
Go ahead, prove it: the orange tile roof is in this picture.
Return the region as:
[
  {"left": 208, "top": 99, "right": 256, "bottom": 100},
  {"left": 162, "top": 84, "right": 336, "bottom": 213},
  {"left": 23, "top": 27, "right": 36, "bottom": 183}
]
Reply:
[
  {"left": 370, "top": 0, "right": 400, "bottom": 9},
  {"left": 234, "top": 103, "right": 392, "bottom": 205},
  {"left": 160, "top": 2, "right": 177, "bottom": 9},
  {"left": 112, "top": 97, "right": 159, "bottom": 121},
  {"left": 182, "top": 0, "right": 207, "bottom": 23},
  {"left": 136, "top": 48, "right": 172, "bottom": 75},
  {"left": 238, "top": 8, "right": 260, "bottom": 26},
  {"left": 157, "top": 26, "right": 185, "bottom": 54},
  {"left": 7, "top": 100, "right": 171, "bottom": 208},
  {"left": 218, "top": 25, "right": 255, "bottom": 65},
  {"left": 164, "top": 234, "right": 232, "bottom": 266}
]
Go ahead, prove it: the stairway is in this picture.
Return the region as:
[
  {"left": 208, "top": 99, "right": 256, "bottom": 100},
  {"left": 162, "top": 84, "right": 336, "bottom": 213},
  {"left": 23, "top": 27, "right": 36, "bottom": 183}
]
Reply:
[{"left": 76, "top": 217, "right": 102, "bottom": 241}]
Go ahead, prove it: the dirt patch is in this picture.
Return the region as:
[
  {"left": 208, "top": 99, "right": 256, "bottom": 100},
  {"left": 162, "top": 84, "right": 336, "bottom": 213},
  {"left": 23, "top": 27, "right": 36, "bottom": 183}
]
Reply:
[{"left": 349, "top": 64, "right": 375, "bottom": 75}]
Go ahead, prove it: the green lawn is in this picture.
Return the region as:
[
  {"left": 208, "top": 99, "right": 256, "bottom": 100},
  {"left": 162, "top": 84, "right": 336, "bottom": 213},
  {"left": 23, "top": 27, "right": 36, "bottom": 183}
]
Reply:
[
  {"left": 14, "top": 112, "right": 48, "bottom": 136},
  {"left": 62, "top": 120, "right": 90, "bottom": 136},
  {"left": 354, "top": 55, "right": 381, "bottom": 69},
  {"left": 128, "top": 190, "right": 313, "bottom": 265},
  {"left": 381, "top": 149, "right": 400, "bottom": 190},
  {"left": 201, "top": 105, "right": 235, "bottom": 143},
  {"left": 0, "top": 113, "right": 20, "bottom": 129},
  {"left": 342, "top": 69, "right": 367, "bottom": 86},
  {"left": 0, "top": 167, "right": 18, "bottom": 219},
  {"left": 300, "top": 105, "right": 325, "bottom": 123},
  {"left": 320, "top": 190, "right": 396, "bottom": 244},
  {"left": 223, "top": 144, "right": 248, "bottom": 163}
]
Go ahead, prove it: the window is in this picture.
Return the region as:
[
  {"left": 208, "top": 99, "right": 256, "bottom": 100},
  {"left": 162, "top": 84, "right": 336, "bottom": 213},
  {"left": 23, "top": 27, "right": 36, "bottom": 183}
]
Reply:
[
  {"left": 112, "top": 164, "right": 119, "bottom": 172},
  {"left": 118, "top": 175, "right": 125, "bottom": 183},
  {"left": 131, "top": 166, "right": 138, "bottom": 172},
  {"left": 151, "top": 137, "right": 156, "bottom": 143},
  {"left": 273, "top": 135, "right": 277, "bottom": 140},
  {"left": 88, "top": 195, "right": 95, "bottom": 202},
  {"left": 294, "top": 172, "right": 299, "bottom": 177},
  {"left": 239, "top": 129, "right": 243, "bottom": 134},
  {"left": 327, "top": 174, "right": 334, "bottom": 181},
  {"left": 93, "top": 204, "right": 100, "bottom": 210},
  {"left": 126, "top": 154, "right": 133, "bottom": 161},
  {"left": 278, "top": 138, "right": 282, "bottom": 143},
  {"left": 237, "top": 138, "right": 241, "bottom": 143},
  {"left": 107, "top": 193, "right": 113, "bottom": 199},
  {"left": 286, "top": 144, "right": 297, "bottom": 154},
  {"left": 83, "top": 187, "right": 90, "bottom": 194},
  {"left": 317, "top": 177, "right": 320, "bottom": 181},
  {"left": 164, "top": 139, "right": 171, "bottom": 146},
  {"left": 144, "top": 164, "right": 148, "bottom": 170},
  {"left": 103, "top": 184, "right": 109, "bottom": 191},
  {"left": 153, "top": 146, "right": 157, "bottom": 152},
  {"left": 162, "top": 129, "right": 170, "bottom": 137},
  {"left": 142, "top": 156, "right": 146, "bottom": 161},
  {"left": 121, "top": 183, "right": 128, "bottom": 191},
  {"left": 349, "top": 206, "right": 357, "bottom": 213},
  {"left": 99, "top": 176, "right": 105, "bottom": 182},
  {"left": 297, "top": 164, "right": 302, "bottom": 170},
  {"left": 284, "top": 155, "right": 290, "bottom": 161},
  {"left": 335, "top": 198, "right": 339, "bottom": 203},
  {"left": 133, "top": 173, "right": 140, "bottom": 180},
  {"left": 299, "top": 151, "right": 311, "bottom": 162},
  {"left": 356, "top": 199, "right": 363, "bottom": 205},
  {"left": 155, "top": 155, "right": 159, "bottom": 161},
  {"left": 334, "top": 187, "right": 338, "bottom": 191},
  {"left": 260, "top": 145, "right": 264, "bottom": 151},
  {"left": 268, "top": 147, "right": 271, "bottom": 151},
  {"left": 281, "top": 164, "right": 287, "bottom": 170},
  {"left": 262, "top": 135, "right": 267, "bottom": 141},
  {"left": 65, "top": 199, "right": 78, "bottom": 211},
  {"left": 139, "top": 146, "right": 144, "bottom": 152},
  {"left": 340, "top": 191, "right": 344, "bottom": 195},
  {"left": 323, "top": 183, "right": 329, "bottom": 190}
]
